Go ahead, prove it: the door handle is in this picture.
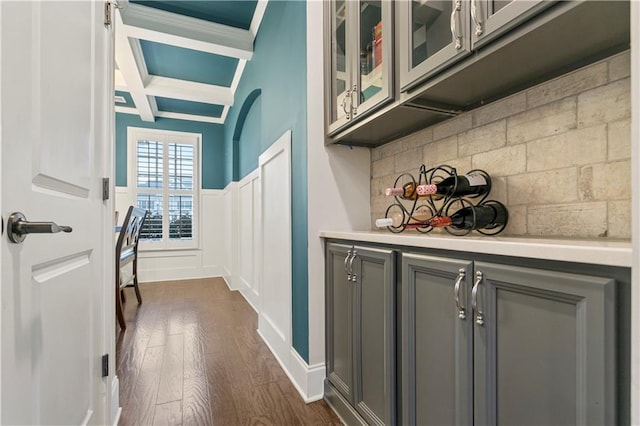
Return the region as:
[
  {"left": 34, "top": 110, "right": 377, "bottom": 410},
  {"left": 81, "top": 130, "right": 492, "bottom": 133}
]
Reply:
[{"left": 7, "top": 212, "right": 72, "bottom": 243}]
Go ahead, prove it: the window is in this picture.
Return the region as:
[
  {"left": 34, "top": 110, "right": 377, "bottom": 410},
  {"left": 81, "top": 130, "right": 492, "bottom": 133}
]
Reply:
[{"left": 129, "top": 128, "right": 200, "bottom": 249}]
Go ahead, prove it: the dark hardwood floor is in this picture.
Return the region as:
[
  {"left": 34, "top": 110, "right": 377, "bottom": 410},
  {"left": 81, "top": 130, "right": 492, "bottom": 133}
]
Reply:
[{"left": 117, "top": 278, "right": 341, "bottom": 426}]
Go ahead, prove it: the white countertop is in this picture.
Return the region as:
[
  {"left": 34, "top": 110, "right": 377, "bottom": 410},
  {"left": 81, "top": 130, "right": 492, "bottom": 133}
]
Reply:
[{"left": 319, "top": 230, "right": 632, "bottom": 268}]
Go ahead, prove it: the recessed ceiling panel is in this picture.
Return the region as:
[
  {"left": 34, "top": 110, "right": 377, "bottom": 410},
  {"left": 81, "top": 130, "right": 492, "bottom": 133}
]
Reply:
[
  {"left": 155, "top": 96, "right": 224, "bottom": 118},
  {"left": 115, "top": 90, "right": 135, "bottom": 108},
  {"left": 140, "top": 40, "right": 238, "bottom": 87},
  {"left": 131, "top": 1, "right": 258, "bottom": 30}
]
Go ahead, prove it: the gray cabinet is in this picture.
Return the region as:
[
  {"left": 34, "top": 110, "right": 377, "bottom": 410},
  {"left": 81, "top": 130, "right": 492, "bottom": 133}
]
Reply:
[
  {"left": 402, "top": 253, "right": 616, "bottom": 425},
  {"left": 398, "top": 0, "right": 552, "bottom": 91},
  {"left": 326, "top": 1, "right": 394, "bottom": 135},
  {"left": 325, "top": 242, "right": 396, "bottom": 425}
]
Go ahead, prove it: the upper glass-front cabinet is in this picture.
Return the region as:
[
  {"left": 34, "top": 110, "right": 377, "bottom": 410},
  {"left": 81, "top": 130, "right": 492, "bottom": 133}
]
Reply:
[
  {"left": 399, "top": 0, "right": 552, "bottom": 92},
  {"left": 327, "top": 0, "right": 393, "bottom": 135}
]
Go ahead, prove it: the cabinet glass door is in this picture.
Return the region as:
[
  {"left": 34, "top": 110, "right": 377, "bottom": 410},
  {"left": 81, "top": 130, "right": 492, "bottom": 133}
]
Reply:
[
  {"left": 471, "top": 0, "right": 554, "bottom": 48},
  {"left": 399, "top": 0, "right": 471, "bottom": 92},
  {"left": 353, "top": 0, "right": 393, "bottom": 120},
  {"left": 328, "top": 0, "right": 353, "bottom": 134}
]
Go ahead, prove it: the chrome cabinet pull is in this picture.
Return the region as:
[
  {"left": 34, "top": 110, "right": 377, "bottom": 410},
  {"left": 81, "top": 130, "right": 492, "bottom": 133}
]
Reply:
[
  {"left": 344, "top": 248, "right": 353, "bottom": 281},
  {"left": 470, "top": 0, "right": 483, "bottom": 36},
  {"left": 349, "top": 250, "right": 358, "bottom": 282},
  {"left": 450, "top": 0, "right": 462, "bottom": 49},
  {"left": 342, "top": 89, "right": 352, "bottom": 119},
  {"left": 453, "top": 268, "right": 466, "bottom": 320},
  {"left": 471, "top": 271, "right": 484, "bottom": 326},
  {"left": 350, "top": 85, "right": 358, "bottom": 116}
]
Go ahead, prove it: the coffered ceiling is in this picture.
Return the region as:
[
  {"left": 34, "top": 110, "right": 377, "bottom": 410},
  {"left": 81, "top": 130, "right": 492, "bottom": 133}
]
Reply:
[{"left": 114, "top": 0, "right": 267, "bottom": 124}]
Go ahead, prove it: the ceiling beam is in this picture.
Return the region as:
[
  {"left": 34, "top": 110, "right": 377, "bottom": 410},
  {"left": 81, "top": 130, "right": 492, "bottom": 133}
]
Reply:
[
  {"left": 114, "top": 69, "right": 128, "bottom": 91},
  {"left": 120, "top": 3, "right": 254, "bottom": 60},
  {"left": 155, "top": 111, "right": 224, "bottom": 124},
  {"left": 145, "top": 76, "right": 234, "bottom": 106},
  {"left": 115, "top": 10, "right": 155, "bottom": 122},
  {"left": 250, "top": 0, "right": 269, "bottom": 40}
]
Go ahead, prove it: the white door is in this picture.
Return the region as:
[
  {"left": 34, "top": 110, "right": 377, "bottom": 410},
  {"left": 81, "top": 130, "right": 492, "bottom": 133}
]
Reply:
[{"left": 0, "top": 1, "right": 112, "bottom": 425}]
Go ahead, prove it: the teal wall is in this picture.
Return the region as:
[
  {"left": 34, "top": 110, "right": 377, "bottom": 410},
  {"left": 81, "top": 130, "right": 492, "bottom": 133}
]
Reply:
[
  {"left": 115, "top": 113, "right": 226, "bottom": 189},
  {"left": 224, "top": 1, "right": 309, "bottom": 361}
]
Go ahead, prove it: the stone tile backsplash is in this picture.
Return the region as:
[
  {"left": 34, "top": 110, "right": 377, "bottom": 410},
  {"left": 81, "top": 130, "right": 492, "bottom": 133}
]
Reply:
[{"left": 370, "top": 50, "right": 631, "bottom": 239}]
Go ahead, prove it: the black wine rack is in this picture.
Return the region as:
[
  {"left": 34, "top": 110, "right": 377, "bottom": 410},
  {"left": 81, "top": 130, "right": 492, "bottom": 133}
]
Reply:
[{"left": 383, "top": 164, "right": 508, "bottom": 236}]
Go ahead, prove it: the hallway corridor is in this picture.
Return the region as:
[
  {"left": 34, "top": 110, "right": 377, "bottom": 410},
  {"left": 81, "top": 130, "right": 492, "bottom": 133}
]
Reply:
[{"left": 116, "top": 278, "right": 340, "bottom": 425}]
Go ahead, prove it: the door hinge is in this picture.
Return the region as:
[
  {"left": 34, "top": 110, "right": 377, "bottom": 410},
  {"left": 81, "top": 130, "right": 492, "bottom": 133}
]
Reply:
[
  {"left": 102, "top": 177, "right": 110, "bottom": 201},
  {"left": 104, "top": 2, "right": 112, "bottom": 28},
  {"left": 101, "top": 354, "right": 109, "bottom": 377}
]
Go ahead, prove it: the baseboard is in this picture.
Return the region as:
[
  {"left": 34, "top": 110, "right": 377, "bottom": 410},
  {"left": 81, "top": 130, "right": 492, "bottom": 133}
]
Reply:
[
  {"left": 139, "top": 266, "right": 221, "bottom": 283},
  {"left": 111, "top": 377, "right": 121, "bottom": 426},
  {"left": 256, "top": 328, "right": 326, "bottom": 403}
]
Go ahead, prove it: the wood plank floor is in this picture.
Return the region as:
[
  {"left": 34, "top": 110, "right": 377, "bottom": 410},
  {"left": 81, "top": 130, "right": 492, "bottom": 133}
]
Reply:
[{"left": 117, "top": 278, "right": 341, "bottom": 426}]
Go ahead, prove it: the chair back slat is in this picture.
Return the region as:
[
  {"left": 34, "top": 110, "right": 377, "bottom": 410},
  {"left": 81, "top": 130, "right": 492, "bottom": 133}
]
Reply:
[{"left": 116, "top": 206, "right": 147, "bottom": 263}]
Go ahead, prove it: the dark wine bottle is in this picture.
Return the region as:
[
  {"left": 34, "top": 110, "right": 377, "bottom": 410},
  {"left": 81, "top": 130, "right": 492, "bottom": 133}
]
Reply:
[
  {"left": 428, "top": 203, "right": 508, "bottom": 230},
  {"left": 416, "top": 172, "right": 490, "bottom": 198}
]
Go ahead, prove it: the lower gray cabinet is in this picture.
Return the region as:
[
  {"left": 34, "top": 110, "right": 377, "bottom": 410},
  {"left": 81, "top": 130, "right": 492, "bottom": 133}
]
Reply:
[
  {"left": 325, "top": 242, "right": 396, "bottom": 426},
  {"left": 402, "top": 253, "right": 616, "bottom": 426}
]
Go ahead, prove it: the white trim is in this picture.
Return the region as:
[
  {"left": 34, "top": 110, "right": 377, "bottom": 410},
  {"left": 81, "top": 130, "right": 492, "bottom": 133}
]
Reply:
[
  {"left": 145, "top": 75, "right": 234, "bottom": 106},
  {"left": 219, "top": 106, "right": 230, "bottom": 123},
  {"left": 120, "top": 3, "right": 253, "bottom": 60},
  {"left": 230, "top": 59, "right": 247, "bottom": 96},
  {"left": 258, "top": 129, "right": 292, "bottom": 380},
  {"left": 631, "top": 2, "right": 639, "bottom": 423},
  {"left": 114, "top": 69, "right": 127, "bottom": 91},
  {"left": 127, "top": 126, "right": 201, "bottom": 251},
  {"left": 114, "top": 10, "right": 154, "bottom": 122},
  {"left": 155, "top": 111, "right": 224, "bottom": 124},
  {"left": 114, "top": 106, "right": 138, "bottom": 115},
  {"left": 250, "top": 0, "right": 269, "bottom": 41}
]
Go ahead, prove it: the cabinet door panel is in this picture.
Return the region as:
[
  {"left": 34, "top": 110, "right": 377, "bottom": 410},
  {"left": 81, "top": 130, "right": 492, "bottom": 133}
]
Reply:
[
  {"left": 401, "top": 254, "right": 473, "bottom": 426},
  {"left": 328, "top": 0, "right": 353, "bottom": 133},
  {"left": 326, "top": 243, "right": 354, "bottom": 401},
  {"left": 399, "top": 0, "right": 472, "bottom": 91},
  {"left": 473, "top": 262, "right": 616, "bottom": 426},
  {"left": 471, "top": 0, "right": 554, "bottom": 49},
  {"left": 353, "top": 246, "right": 395, "bottom": 425}
]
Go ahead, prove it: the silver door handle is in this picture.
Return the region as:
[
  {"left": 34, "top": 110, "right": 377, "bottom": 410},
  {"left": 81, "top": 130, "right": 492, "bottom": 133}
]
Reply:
[
  {"left": 7, "top": 212, "right": 72, "bottom": 243},
  {"left": 450, "top": 0, "right": 462, "bottom": 49},
  {"left": 470, "top": 0, "right": 483, "bottom": 36},
  {"left": 344, "top": 248, "right": 353, "bottom": 281},
  {"left": 453, "top": 268, "right": 466, "bottom": 320},
  {"left": 349, "top": 250, "right": 357, "bottom": 282},
  {"left": 471, "top": 270, "right": 484, "bottom": 326}
]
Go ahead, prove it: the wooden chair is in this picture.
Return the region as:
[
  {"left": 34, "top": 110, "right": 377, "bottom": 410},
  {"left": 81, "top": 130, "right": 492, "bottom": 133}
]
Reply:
[{"left": 115, "top": 206, "right": 147, "bottom": 330}]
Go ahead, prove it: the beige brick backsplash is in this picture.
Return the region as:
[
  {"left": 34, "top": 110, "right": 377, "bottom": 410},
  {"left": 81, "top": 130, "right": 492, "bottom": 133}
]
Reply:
[
  {"left": 369, "top": 53, "right": 630, "bottom": 239},
  {"left": 507, "top": 97, "right": 576, "bottom": 145},
  {"left": 504, "top": 205, "right": 527, "bottom": 235},
  {"left": 395, "top": 147, "right": 424, "bottom": 173},
  {"left": 578, "top": 78, "right": 631, "bottom": 127},
  {"left": 508, "top": 168, "right": 577, "bottom": 205},
  {"left": 526, "top": 125, "right": 607, "bottom": 172},
  {"left": 372, "top": 156, "right": 395, "bottom": 178},
  {"left": 527, "top": 202, "right": 608, "bottom": 238},
  {"left": 404, "top": 127, "right": 433, "bottom": 151},
  {"left": 433, "top": 114, "right": 473, "bottom": 140},
  {"left": 422, "top": 136, "right": 458, "bottom": 167},
  {"left": 579, "top": 160, "right": 631, "bottom": 201},
  {"left": 473, "top": 93, "right": 527, "bottom": 126},
  {"left": 608, "top": 119, "right": 631, "bottom": 161},
  {"left": 608, "top": 200, "right": 631, "bottom": 239},
  {"left": 458, "top": 120, "right": 506, "bottom": 157},
  {"left": 608, "top": 50, "right": 630, "bottom": 82},
  {"left": 526, "top": 61, "right": 608, "bottom": 108},
  {"left": 472, "top": 145, "right": 527, "bottom": 177},
  {"left": 377, "top": 138, "right": 404, "bottom": 159}
]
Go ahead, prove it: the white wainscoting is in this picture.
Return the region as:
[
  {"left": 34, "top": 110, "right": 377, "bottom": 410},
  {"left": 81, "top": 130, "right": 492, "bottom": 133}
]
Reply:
[
  {"left": 238, "top": 170, "right": 261, "bottom": 311},
  {"left": 115, "top": 187, "right": 226, "bottom": 282}
]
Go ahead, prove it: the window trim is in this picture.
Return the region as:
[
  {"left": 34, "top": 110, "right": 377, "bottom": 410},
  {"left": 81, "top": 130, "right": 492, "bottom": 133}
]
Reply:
[{"left": 127, "top": 126, "right": 201, "bottom": 251}]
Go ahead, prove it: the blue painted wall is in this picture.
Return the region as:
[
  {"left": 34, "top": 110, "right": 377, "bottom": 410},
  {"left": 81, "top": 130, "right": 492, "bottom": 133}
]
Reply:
[
  {"left": 115, "top": 113, "right": 226, "bottom": 189},
  {"left": 224, "top": 1, "right": 309, "bottom": 361}
]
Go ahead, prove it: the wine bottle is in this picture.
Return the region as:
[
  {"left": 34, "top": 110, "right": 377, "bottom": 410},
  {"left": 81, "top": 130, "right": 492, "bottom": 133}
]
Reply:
[
  {"left": 428, "top": 203, "right": 508, "bottom": 231},
  {"left": 385, "top": 182, "right": 423, "bottom": 200},
  {"left": 375, "top": 210, "right": 431, "bottom": 229},
  {"left": 416, "top": 172, "right": 490, "bottom": 198}
]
